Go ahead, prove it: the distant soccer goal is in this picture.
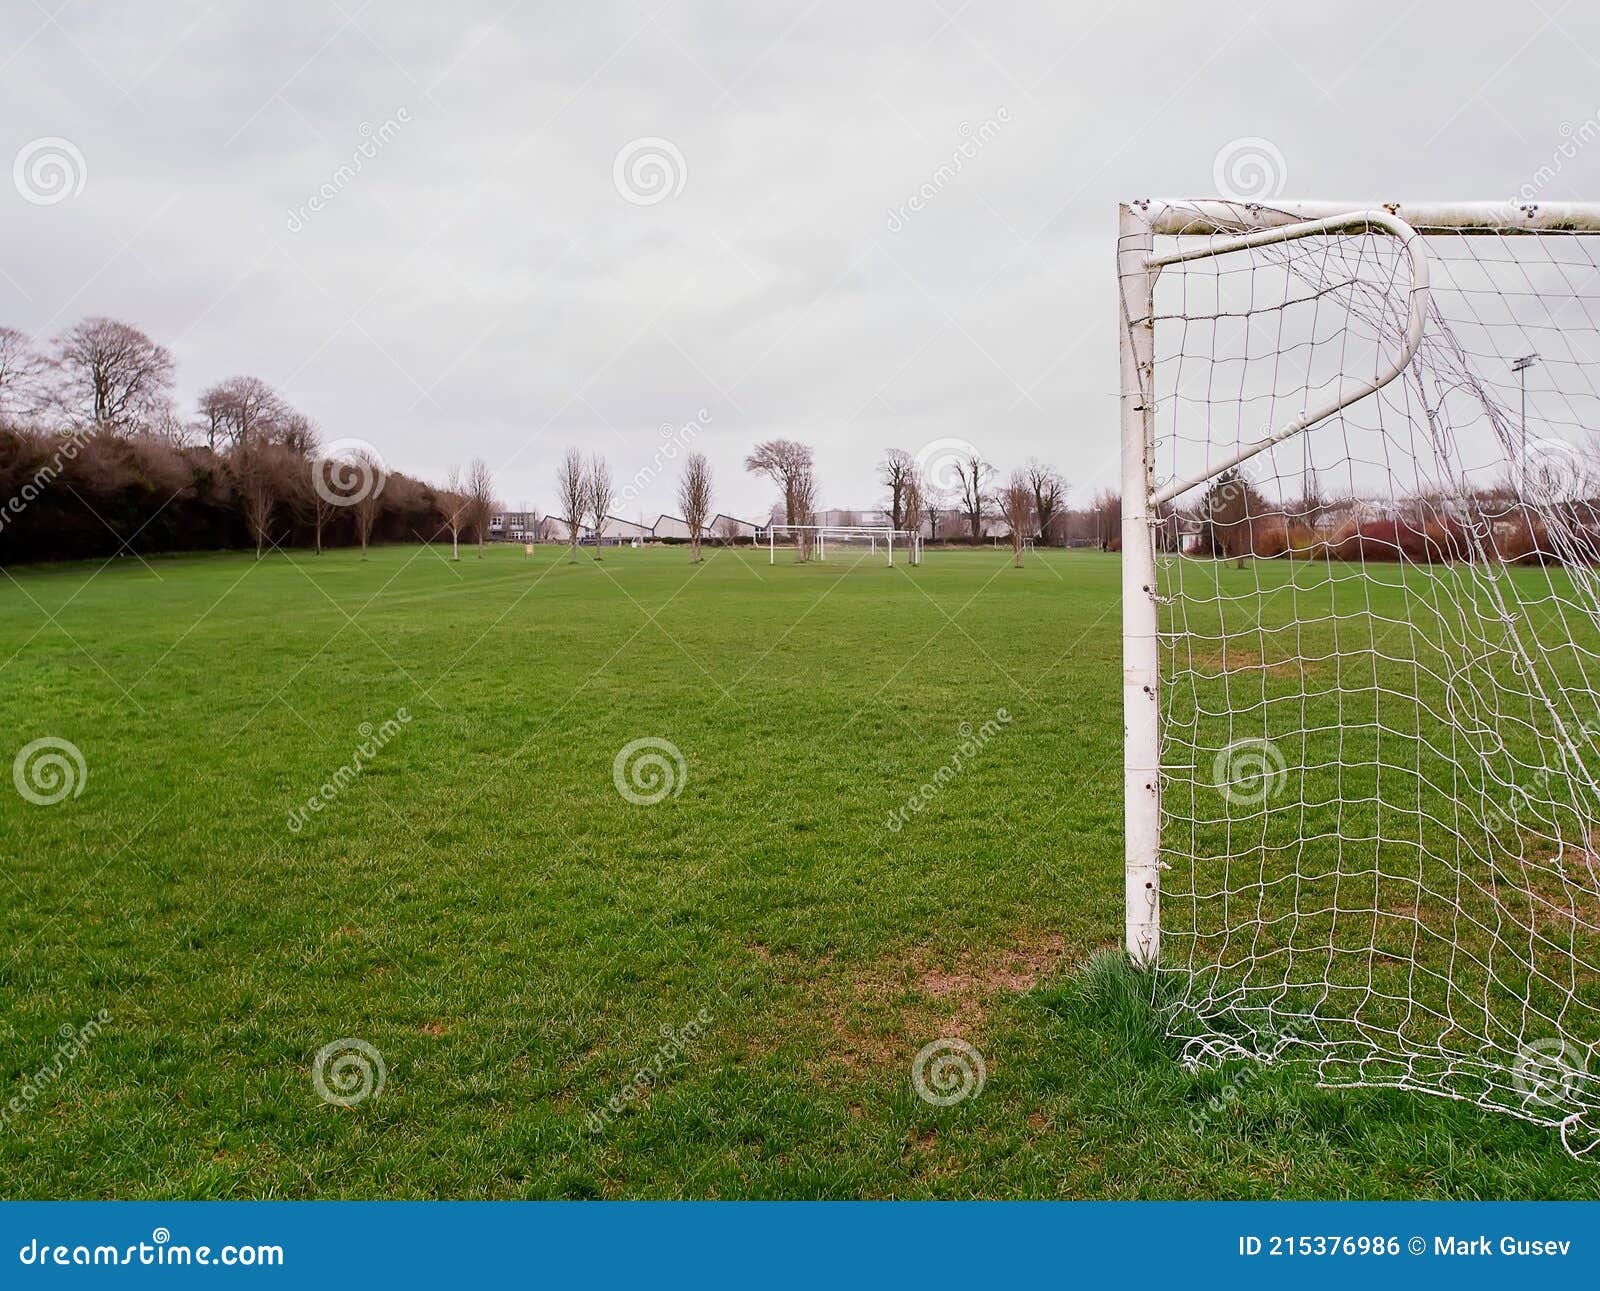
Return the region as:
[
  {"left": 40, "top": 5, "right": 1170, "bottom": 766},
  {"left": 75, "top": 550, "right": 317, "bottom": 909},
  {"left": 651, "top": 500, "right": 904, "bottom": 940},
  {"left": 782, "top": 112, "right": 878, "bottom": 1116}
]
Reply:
[
  {"left": 1119, "top": 199, "right": 1600, "bottom": 1156},
  {"left": 765, "top": 524, "right": 921, "bottom": 566}
]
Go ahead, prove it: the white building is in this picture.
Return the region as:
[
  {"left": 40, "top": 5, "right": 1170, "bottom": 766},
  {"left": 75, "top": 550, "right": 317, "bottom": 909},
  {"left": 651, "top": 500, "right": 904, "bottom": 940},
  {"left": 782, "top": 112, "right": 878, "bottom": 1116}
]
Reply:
[
  {"left": 710, "top": 513, "right": 761, "bottom": 541},
  {"left": 489, "top": 511, "right": 536, "bottom": 539},
  {"left": 596, "top": 515, "right": 651, "bottom": 541}
]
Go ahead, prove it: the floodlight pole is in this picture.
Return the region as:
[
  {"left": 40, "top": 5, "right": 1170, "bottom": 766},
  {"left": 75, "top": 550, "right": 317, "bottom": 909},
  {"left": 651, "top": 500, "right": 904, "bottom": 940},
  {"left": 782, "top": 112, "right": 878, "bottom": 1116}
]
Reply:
[
  {"left": 1119, "top": 204, "right": 1161, "bottom": 968},
  {"left": 1513, "top": 354, "right": 1538, "bottom": 466}
]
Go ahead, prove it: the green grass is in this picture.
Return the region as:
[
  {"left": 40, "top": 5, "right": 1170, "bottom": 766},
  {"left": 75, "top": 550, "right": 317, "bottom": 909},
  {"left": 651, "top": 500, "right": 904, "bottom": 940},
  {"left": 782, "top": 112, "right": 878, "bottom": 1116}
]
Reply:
[{"left": 0, "top": 542, "right": 1595, "bottom": 1198}]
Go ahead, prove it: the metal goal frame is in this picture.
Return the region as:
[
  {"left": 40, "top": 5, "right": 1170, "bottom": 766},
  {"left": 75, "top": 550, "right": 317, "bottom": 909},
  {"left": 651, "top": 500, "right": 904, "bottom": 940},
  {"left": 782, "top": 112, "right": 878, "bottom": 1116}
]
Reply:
[{"left": 1117, "top": 197, "right": 1600, "bottom": 966}]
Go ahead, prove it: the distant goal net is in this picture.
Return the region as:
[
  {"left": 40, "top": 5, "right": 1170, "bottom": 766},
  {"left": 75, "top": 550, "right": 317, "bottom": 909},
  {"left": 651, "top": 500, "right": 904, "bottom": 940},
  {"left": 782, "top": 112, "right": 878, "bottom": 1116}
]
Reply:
[
  {"left": 765, "top": 525, "right": 921, "bottom": 566},
  {"left": 1119, "top": 199, "right": 1600, "bottom": 1156}
]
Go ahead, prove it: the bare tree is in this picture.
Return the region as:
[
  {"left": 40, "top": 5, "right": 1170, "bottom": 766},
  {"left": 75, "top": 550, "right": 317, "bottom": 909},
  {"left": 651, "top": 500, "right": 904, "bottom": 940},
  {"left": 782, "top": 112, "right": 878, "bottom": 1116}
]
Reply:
[
  {"left": 440, "top": 466, "right": 472, "bottom": 560},
  {"left": 301, "top": 438, "right": 385, "bottom": 557},
  {"left": 954, "top": 451, "right": 993, "bottom": 541},
  {"left": 279, "top": 417, "right": 330, "bottom": 555},
  {"left": 586, "top": 453, "right": 613, "bottom": 558},
  {"left": 352, "top": 449, "right": 384, "bottom": 559},
  {"left": 148, "top": 404, "right": 198, "bottom": 447},
  {"left": 744, "top": 439, "right": 814, "bottom": 526},
  {"left": 921, "top": 478, "right": 947, "bottom": 542},
  {"left": 555, "top": 447, "right": 586, "bottom": 562},
  {"left": 221, "top": 381, "right": 304, "bottom": 560},
  {"left": 998, "top": 471, "right": 1034, "bottom": 568},
  {"left": 199, "top": 388, "right": 227, "bottom": 450},
  {"left": 880, "top": 448, "right": 915, "bottom": 531},
  {"left": 197, "top": 376, "right": 290, "bottom": 450},
  {"left": 276, "top": 410, "right": 318, "bottom": 456},
  {"left": 791, "top": 465, "right": 818, "bottom": 562},
  {"left": 1296, "top": 464, "right": 1325, "bottom": 532},
  {"left": 1090, "top": 489, "right": 1122, "bottom": 551},
  {"left": 307, "top": 459, "right": 341, "bottom": 555},
  {"left": 1154, "top": 499, "right": 1182, "bottom": 553},
  {"left": 53, "top": 318, "right": 176, "bottom": 432},
  {"left": 902, "top": 473, "right": 924, "bottom": 545},
  {"left": 1198, "top": 469, "right": 1265, "bottom": 564},
  {"left": 677, "top": 452, "right": 714, "bottom": 561},
  {"left": 232, "top": 437, "right": 290, "bottom": 559},
  {"left": 1025, "top": 459, "right": 1065, "bottom": 543},
  {"left": 0, "top": 328, "right": 47, "bottom": 420},
  {"left": 466, "top": 457, "right": 496, "bottom": 558}
]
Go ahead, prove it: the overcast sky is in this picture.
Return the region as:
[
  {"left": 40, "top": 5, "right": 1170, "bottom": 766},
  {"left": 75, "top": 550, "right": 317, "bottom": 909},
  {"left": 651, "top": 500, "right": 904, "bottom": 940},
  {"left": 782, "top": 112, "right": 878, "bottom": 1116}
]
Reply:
[{"left": 3, "top": 1, "right": 1599, "bottom": 521}]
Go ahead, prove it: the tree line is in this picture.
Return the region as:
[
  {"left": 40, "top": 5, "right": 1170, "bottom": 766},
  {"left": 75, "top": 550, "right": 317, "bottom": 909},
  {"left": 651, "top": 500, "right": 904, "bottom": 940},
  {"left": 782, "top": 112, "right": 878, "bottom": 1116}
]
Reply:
[
  {"left": 0, "top": 317, "right": 500, "bottom": 564},
  {"left": 1, "top": 313, "right": 1131, "bottom": 569},
  {"left": 1171, "top": 466, "right": 1585, "bottom": 566}
]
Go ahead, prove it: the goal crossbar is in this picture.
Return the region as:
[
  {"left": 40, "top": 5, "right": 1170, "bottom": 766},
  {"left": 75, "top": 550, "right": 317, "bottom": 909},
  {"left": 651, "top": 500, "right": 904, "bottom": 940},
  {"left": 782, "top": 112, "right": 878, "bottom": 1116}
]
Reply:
[{"left": 1135, "top": 198, "right": 1600, "bottom": 236}]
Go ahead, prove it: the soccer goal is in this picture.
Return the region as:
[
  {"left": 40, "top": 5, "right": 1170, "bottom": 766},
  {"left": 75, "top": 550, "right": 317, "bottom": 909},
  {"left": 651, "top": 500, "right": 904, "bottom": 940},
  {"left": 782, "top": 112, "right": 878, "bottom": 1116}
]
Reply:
[
  {"left": 765, "top": 524, "right": 921, "bottom": 566},
  {"left": 1119, "top": 199, "right": 1600, "bottom": 1155}
]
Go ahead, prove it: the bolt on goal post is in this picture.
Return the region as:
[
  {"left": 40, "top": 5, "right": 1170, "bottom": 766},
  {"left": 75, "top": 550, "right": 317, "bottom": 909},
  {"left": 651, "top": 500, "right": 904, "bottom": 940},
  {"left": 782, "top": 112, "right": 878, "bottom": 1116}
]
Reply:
[{"left": 1119, "top": 198, "right": 1600, "bottom": 1154}]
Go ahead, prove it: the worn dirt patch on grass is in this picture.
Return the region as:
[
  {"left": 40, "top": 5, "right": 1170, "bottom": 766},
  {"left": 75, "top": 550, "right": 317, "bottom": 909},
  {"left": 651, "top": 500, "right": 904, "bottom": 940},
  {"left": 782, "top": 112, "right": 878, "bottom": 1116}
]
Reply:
[{"left": 762, "top": 929, "right": 1069, "bottom": 1076}]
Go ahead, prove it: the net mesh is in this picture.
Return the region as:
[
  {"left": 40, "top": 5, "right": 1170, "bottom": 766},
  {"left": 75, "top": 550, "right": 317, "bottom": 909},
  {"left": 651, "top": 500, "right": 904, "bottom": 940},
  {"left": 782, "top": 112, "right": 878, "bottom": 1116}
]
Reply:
[{"left": 1147, "top": 207, "right": 1600, "bottom": 1155}]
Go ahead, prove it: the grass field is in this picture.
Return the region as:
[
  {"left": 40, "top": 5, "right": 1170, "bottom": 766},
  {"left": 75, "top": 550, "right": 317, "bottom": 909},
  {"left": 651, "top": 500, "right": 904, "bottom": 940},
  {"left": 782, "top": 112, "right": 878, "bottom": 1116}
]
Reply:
[{"left": 2, "top": 542, "right": 1597, "bottom": 1199}]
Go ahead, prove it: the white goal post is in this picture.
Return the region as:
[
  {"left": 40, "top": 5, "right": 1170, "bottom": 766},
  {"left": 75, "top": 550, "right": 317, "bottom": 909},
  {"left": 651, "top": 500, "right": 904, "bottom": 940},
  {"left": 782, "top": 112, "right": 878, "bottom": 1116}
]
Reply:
[
  {"left": 765, "top": 524, "right": 921, "bottom": 566},
  {"left": 1120, "top": 198, "right": 1600, "bottom": 1155}
]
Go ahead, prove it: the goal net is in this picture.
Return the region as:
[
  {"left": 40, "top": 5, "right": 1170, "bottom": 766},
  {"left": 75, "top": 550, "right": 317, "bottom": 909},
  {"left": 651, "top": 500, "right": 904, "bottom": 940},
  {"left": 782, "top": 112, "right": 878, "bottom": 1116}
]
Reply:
[
  {"left": 765, "top": 525, "right": 920, "bottom": 565},
  {"left": 1119, "top": 199, "right": 1600, "bottom": 1156}
]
